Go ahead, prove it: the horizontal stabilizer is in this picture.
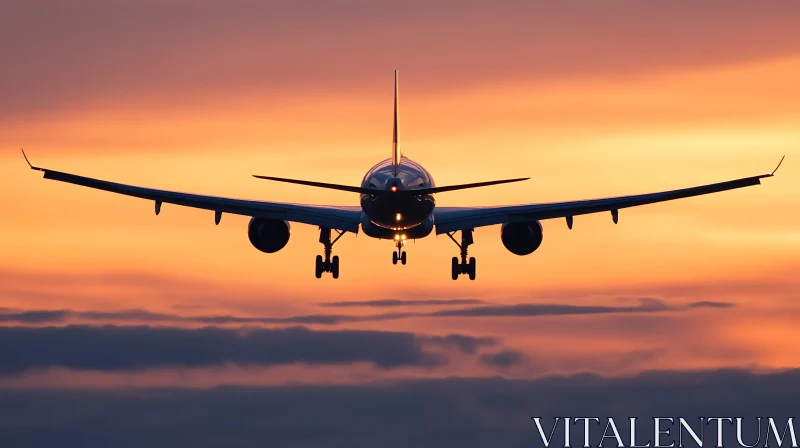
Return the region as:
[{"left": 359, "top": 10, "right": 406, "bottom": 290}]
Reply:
[
  {"left": 253, "top": 174, "right": 529, "bottom": 195},
  {"left": 252, "top": 175, "right": 377, "bottom": 195},
  {"left": 418, "top": 177, "right": 529, "bottom": 195}
]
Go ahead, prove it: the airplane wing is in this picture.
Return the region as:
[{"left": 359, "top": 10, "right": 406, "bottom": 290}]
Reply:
[
  {"left": 22, "top": 151, "right": 362, "bottom": 233},
  {"left": 433, "top": 157, "right": 784, "bottom": 234}
]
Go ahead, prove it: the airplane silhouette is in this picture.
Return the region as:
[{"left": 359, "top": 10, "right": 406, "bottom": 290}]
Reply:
[{"left": 22, "top": 71, "right": 784, "bottom": 280}]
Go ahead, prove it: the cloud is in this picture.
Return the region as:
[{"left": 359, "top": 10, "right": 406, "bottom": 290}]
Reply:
[
  {"left": 193, "top": 313, "right": 356, "bottom": 326},
  {"left": 0, "top": 310, "right": 71, "bottom": 324},
  {"left": 320, "top": 299, "right": 486, "bottom": 308},
  {"left": 0, "top": 309, "right": 179, "bottom": 325},
  {"left": 479, "top": 349, "right": 526, "bottom": 369},
  {"left": 0, "top": 298, "right": 735, "bottom": 326},
  {"left": 0, "top": 368, "right": 797, "bottom": 447},
  {"left": 427, "top": 298, "right": 683, "bottom": 318},
  {"left": 0, "top": 325, "right": 500, "bottom": 375},
  {"left": 688, "top": 301, "right": 736, "bottom": 309},
  {"left": 0, "top": 308, "right": 361, "bottom": 326},
  {"left": 422, "top": 334, "right": 500, "bottom": 355}
]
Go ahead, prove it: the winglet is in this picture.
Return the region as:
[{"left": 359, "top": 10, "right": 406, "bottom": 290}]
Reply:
[
  {"left": 770, "top": 155, "right": 785, "bottom": 176},
  {"left": 21, "top": 148, "right": 43, "bottom": 171}
]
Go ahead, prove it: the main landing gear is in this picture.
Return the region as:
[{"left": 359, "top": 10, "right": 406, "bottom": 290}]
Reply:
[
  {"left": 446, "top": 229, "right": 476, "bottom": 280},
  {"left": 315, "top": 227, "right": 345, "bottom": 279},
  {"left": 392, "top": 240, "right": 407, "bottom": 265}
]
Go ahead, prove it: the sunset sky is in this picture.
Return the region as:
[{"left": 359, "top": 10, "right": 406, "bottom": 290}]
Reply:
[{"left": 1, "top": 1, "right": 799, "bottom": 445}]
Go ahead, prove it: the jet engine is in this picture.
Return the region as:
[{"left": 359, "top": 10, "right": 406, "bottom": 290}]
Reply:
[
  {"left": 500, "top": 221, "right": 543, "bottom": 255},
  {"left": 248, "top": 218, "right": 291, "bottom": 253}
]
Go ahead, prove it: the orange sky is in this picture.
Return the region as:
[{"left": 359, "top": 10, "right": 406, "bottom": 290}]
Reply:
[{"left": 0, "top": 1, "right": 799, "bottom": 387}]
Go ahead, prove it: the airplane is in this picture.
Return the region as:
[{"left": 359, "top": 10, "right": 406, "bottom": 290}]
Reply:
[{"left": 22, "top": 71, "right": 784, "bottom": 280}]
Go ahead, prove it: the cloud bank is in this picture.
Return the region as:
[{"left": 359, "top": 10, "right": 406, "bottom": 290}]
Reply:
[
  {"left": 0, "top": 369, "right": 797, "bottom": 447},
  {"left": 0, "top": 299, "right": 734, "bottom": 326},
  {"left": 0, "top": 325, "right": 500, "bottom": 374}
]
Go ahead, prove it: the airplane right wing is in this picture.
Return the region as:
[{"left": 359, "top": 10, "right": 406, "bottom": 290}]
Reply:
[
  {"left": 23, "top": 151, "right": 362, "bottom": 233},
  {"left": 433, "top": 157, "right": 784, "bottom": 234}
]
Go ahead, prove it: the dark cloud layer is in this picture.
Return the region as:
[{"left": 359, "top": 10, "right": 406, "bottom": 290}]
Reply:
[
  {"left": 2, "top": 1, "right": 800, "bottom": 116},
  {"left": 429, "top": 299, "right": 735, "bottom": 318},
  {"left": 479, "top": 349, "right": 526, "bottom": 369},
  {"left": 688, "top": 301, "right": 736, "bottom": 309},
  {"left": 0, "top": 299, "right": 734, "bottom": 326},
  {"left": 422, "top": 334, "right": 499, "bottom": 355},
  {"left": 320, "top": 299, "right": 486, "bottom": 307},
  {"left": 0, "top": 369, "right": 798, "bottom": 447},
  {"left": 0, "top": 325, "right": 499, "bottom": 374},
  {"left": 428, "top": 299, "right": 671, "bottom": 318}
]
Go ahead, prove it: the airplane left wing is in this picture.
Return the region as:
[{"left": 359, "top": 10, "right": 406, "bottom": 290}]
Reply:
[
  {"left": 433, "top": 157, "right": 784, "bottom": 234},
  {"left": 22, "top": 151, "right": 362, "bottom": 233}
]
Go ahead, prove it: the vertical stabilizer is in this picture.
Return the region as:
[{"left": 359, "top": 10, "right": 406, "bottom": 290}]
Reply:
[{"left": 392, "top": 70, "right": 400, "bottom": 176}]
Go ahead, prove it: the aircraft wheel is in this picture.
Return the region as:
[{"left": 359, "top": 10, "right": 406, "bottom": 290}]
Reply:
[
  {"left": 468, "top": 257, "right": 476, "bottom": 280},
  {"left": 401, "top": 252, "right": 407, "bottom": 265},
  {"left": 332, "top": 256, "right": 340, "bottom": 279},
  {"left": 315, "top": 255, "right": 323, "bottom": 279},
  {"left": 392, "top": 252, "right": 398, "bottom": 265},
  {"left": 451, "top": 257, "right": 459, "bottom": 280}
]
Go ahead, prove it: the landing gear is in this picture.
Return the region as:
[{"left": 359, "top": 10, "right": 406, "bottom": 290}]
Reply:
[
  {"left": 315, "top": 227, "right": 344, "bottom": 279},
  {"left": 392, "top": 240, "right": 407, "bottom": 265},
  {"left": 446, "top": 229, "right": 476, "bottom": 280}
]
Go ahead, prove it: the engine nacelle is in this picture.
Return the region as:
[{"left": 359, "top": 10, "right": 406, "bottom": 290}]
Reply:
[
  {"left": 501, "top": 221, "right": 543, "bottom": 255},
  {"left": 248, "top": 218, "right": 291, "bottom": 253}
]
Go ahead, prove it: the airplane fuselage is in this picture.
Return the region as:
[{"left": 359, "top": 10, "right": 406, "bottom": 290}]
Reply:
[{"left": 359, "top": 156, "right": 436, "bottom": 240}]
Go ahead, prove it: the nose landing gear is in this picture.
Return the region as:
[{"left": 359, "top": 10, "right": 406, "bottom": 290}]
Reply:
[
  {"left": 446, "top": 229, "right": 476, "bottom": 280},
  {"left": 315, "top": 227, "right": 345, "bottom": 279},
  {"left": 392, "top": 240, "right": 407, "bottom": 265}
]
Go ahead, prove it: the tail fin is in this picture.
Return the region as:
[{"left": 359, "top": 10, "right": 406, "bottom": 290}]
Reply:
[{"left": 392, "top": 70, "right": 400, "bottom": 176}]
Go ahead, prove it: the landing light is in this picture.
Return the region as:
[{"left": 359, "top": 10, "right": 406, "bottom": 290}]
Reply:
[
  {"left": 394, "top": 234, "right": 400, "bottom": 240},
  {"left": 401, "top": 234, "right": 407, "bottom": 240},
  {"left": 395, "top": 213, "right": 402, "bottom": 221},
  {"left": 390, "top": 186, "right": 398, "bottom": 192}
]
